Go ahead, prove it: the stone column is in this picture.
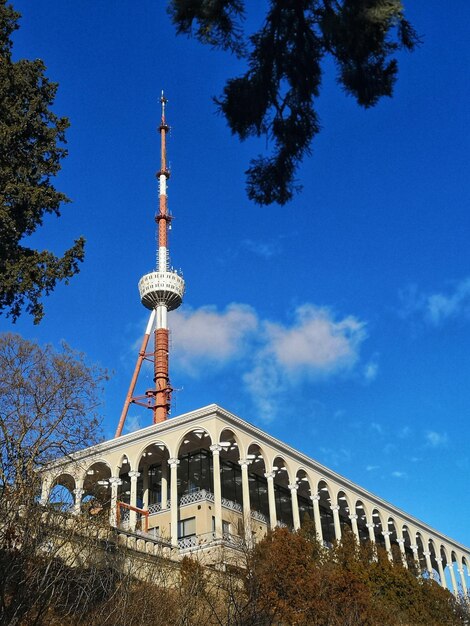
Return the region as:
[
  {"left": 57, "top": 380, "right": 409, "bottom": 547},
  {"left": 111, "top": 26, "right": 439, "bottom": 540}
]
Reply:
[
  {"left": 458, "top": 567, "right": 468, "bottom": 595},
  {"left": 39, "top": 475, "right": 52, "bottom": 506},
  {"left": 349, "top": 514, "right": 359, "bottom": 542},
  {"left": 168, "top": 458, "right": 180, "bottom": 547},
  {"left": 210, "top": 444, "right": 223, "bottom": 538},
  {"left": 161, "top": 460, "right": 168, "bottom": 509},
  {"left": 366, "top": 522, "right": 376, "bottom": 543},
  {"left": 423, "top": 551, "right": 433, "bottom": 578},
  {"left": 396, "top": 538, "right": 408, "bottom": 568},
  {"left": 72, "top": 487, "right": 84, "bottom": 515},
  {"left": 142, "top": 467, "right": 149, "bottom": 510},
  {"left": 331, "top": 505, "right": 341, "bottom": 541},
  {"left": 449, "top": 563, "right": 459, "bottom": 595},
  {"left": 410, "top": 544, "right": 420, "bottom": 571},
  {"left": 382, "top": 531, "right": 392, "bottom": 560},
  {"left": 128, "top": 470, "right": 140, "bottom": 530},
  {"left": 366, "top": 521, "right": 379, "bottom": 562},
  {"left": 239, "top": 459, "right": 252, "bottom": 543},
  {"left": 310, "top": 494, "right": 323, "bottom": 543},
  {"left": 72, "top": 476, "right": 85, "bottom": 515},
  {"left": 109, "top": 477, "right": 122, "bottom": 527},
  {"left": 264, "top": 471, "right": 277, "bottom": 529},
  {"left": 289, "top": 483, "right": 300, "bottom": 530},
  {"left": 435, "top": 557, "right": 447, "bottom": 589}
]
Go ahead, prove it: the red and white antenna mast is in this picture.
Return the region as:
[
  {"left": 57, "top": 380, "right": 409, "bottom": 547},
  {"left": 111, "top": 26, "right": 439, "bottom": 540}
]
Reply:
[{"left": 115, "top": 93, "right": 185, "bottom": 437}]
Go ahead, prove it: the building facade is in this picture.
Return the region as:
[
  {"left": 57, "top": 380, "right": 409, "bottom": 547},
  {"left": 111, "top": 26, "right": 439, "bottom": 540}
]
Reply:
[{"left": 40, "top": 403, "right": 470, "bottom": 596}]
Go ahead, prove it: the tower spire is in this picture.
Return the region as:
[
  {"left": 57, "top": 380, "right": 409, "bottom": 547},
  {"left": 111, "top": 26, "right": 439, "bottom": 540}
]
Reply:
[{"left": 115, "top": 94, "right": 185, "bottom": 437}]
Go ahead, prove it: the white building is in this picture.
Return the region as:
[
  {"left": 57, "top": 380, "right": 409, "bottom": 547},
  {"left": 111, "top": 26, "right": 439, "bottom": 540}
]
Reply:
[{"left": 40, "top": 403, "right": 470, "bottom": 595}]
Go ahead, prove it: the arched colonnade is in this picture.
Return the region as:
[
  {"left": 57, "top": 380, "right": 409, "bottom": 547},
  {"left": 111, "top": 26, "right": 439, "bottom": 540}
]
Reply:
[{"left": 40, "top": 414, "right": 470, "bottom": 596}]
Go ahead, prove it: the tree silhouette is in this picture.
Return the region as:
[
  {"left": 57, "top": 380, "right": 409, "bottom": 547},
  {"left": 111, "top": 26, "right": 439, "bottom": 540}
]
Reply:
[{"left": 169, "top": 0, "right": 419, "bottom": 205}]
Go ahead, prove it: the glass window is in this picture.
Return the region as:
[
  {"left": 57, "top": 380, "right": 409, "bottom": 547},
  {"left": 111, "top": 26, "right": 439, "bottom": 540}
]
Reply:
[
  {"left": 275, "top": 484, "right": 293, "bottom": 527},
  {"left": 148, "top": 464, "right": 162, "bottom": 505},
  {"left": 178, "top": 449, "right": 213, "bottom": 496},
  {"left": 178, "top": 516, "right": 196, "bottom": 539}
]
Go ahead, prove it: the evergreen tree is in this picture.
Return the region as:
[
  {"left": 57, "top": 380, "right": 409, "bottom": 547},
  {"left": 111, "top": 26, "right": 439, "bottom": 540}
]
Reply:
[
  {"left": 169, "top": 0, "right": 419, "bottom": 205},
  {"left": 0, "top": 1, "right": 85, "bottom": 324}
]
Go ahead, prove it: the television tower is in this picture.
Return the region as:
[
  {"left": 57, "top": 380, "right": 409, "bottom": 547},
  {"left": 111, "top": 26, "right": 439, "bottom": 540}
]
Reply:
[{"left": 115, "top": 93, "right": 185, "bottom": 437}]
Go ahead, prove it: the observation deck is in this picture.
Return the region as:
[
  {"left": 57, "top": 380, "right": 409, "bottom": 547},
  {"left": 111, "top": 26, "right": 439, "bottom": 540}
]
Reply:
[{"left": 138, "top": 270, "right": 185, "bottom": 311}]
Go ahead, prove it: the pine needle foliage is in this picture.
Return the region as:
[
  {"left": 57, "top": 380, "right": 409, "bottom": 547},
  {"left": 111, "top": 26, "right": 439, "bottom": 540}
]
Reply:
[
  {"left": 0, "top": 1, "right": 85, "bottom": 324},
  {"left": 168, "top": 0, "right": 419, "bottom": 205}
]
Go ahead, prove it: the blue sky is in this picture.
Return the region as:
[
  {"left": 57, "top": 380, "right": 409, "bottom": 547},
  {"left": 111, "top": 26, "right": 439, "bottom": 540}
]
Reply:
[{"left": 4, "top": 1, "right": 470, "bottom": 547}]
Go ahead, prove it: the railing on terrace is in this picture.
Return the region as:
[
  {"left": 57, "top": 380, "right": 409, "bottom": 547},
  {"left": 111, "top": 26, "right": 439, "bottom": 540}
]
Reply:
[
  {"left": 139, "top": 490, "right": 269, "bottom": 526},
  {"left": 115, "top": 526, "right": 172, "bottom": 549},
  {"left": 251, "top": 509, "right": 268, "bottom": 524},
  {"left": 221, "top": 497, "right": 243, "bottom": 513},
  {"left": 148, "top": 501, "right": 171, "bottom": 515},
  {"left": 178, "top": 531, "right": 245, "bottom": 551},
  {"left": 180, "top": 489, "right": 214, "bottom": 506}
]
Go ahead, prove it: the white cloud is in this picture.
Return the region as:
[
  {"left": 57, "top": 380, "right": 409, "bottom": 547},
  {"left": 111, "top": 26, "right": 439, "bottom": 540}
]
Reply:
[
  {"left": 242, "top": 238, "right": 282, "bottom": 259},
  {"left": 265, "top": 305, "right": 367, "bottom": 375},
  {"left": 400, "top": 277, "right": 470, "bottom": 326},
  {"left": 370, "top": 422, "right": 383, "bottom": 434},
  {"left": 391, "top": 471, "right": 406, "bottom": 478},
  {"left": 166, "top": 301, "right": 368, "bottom": 422},
  {"left": 366, "top": 465, "right": 379, "bottom": 472},
  {"left": 170, "top": 303, "right": 258, "bottom": 374},
  {"left": 124, "top": 415, "right": 142, "bottom": 434},
  {"left": 364, "top": 360, "right": 378, "bottom": 382},
  {"left": 245, "top": 305, "right": 368, "bottom": 421},
  {"left": 425, "top": 430, "right": 448, "bottom": 448}
]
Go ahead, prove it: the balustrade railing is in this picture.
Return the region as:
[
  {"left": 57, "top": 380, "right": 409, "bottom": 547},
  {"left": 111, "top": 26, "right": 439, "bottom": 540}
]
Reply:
[
  {"left": 177, "top": 530, "right": 244, "bottom": 551},
  {"left": 178, "top": 535, "right": 198, "bottom": 549},
  {"left": 180, "top": 489, "right": 215, "bottom": 506},
  {"left": 251, "top": 509, "right": 268, "bottom": 524},
  {"left": 221, "top": 497, "right": 243, "bottom": 513},
  {"left": 144, "top": 490, "right": 269, "bottom": 527}
]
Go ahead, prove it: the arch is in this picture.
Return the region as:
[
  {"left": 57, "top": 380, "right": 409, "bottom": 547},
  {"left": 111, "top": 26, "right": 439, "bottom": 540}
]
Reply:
[
  {"left": 296, "top": 468, "right": 314, "bottom": 526},
  {"left": 218, "top": 428, "right": 243, "bottom": 511},
  {"left": 440, "top": 545, "right": 454, "bottom": 591},
  {"left": 336, "top": 490, "right": 352, "bottom": 534},
  {"left": 415, "top": 532, "right": 426, "bottom": 572},
  {"left": 51, "top": 471, "right": 76, "bottom": 491},
  {"left": 317, "top": 479, "right": 335, "bottom": 545},
  {"left": 49, "top": 472, "right": 76, "bottom": 511},
  {"left": 218, "top": 428, "right": 243, "bottom": 459},
  {"left": 176, "top": 426, "right": 213, "bottom": 457},
  {"left": 115, "top": 453, "right": 131, "bottom": 477},
  {"left": 428, "top": 538, "right": 439, "bottom": 580},
  {"left": 272, "top": 456, "right": 293, "bottom": 528},
  {"left": 134, "top": 439, "right": 170, "bottom": 471},
  {"left": 450, "top": 550, "right": 459, "bottom": 592},
  {"left": 401, "top": 525, "right": 416, "bottom": 569},
  {"left": 371, "top": 508, "right": 385, "bottom": 548},
  {"left": 83, "top": 461, "right": 112, "bottom": 512},
  {"left": 354, "top": 499, "right": 370, "bottom": 543},
  {"left": 177, "top": 427, "right": 213, "bottom": 498},
  {"left": 271, "top": 455, "right": 294, "bottom": 485},
  {"left": 245, "top": 439, "right": 269, "bottom": 468},
  {"left": 135, "top": 441, "right": 171, "bottom": 511},
  {"left": 246, "top": 442, "right": 269, "bottom": 524},
  {"left": 386, "top": 517, "right": 400, "bottom": 563}
]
